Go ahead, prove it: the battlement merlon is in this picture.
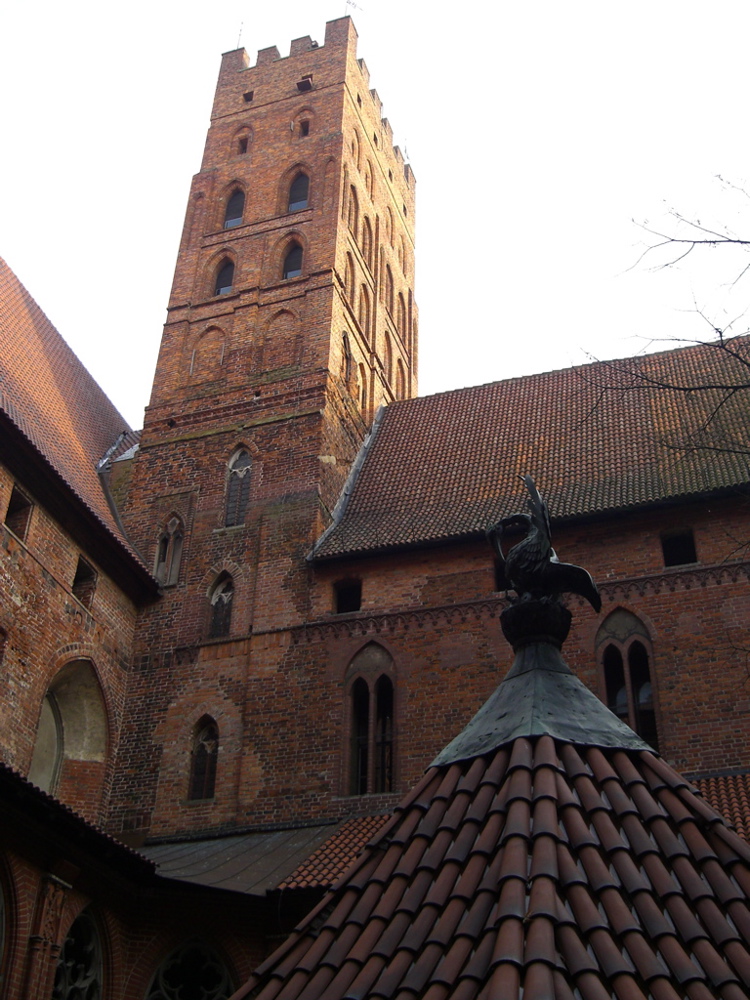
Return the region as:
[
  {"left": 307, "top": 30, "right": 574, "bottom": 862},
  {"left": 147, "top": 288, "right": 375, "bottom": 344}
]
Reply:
[
  {"left": 209, "top": 16, "right": 416, "bottom": 188},
  {"left": 215, "top": 17, "right": 358, "bottom": 99}
]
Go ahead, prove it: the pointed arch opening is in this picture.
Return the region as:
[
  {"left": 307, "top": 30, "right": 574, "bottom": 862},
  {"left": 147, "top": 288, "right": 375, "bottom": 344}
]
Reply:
[
  {"left": 53, "top": 908, "right": 104, "bottom": 1000},
  {"left": 214, "top": 259, "right": 234, "bottom": 296},
  {"left": 154, "top": 515, "right": 184, "bottom": 586},
  {"left": 146, "top": 940, "right": 234, "bottom": 1000},
  {"left": 288, "top": 173, "right": 309, "bottom": 212},
  {"left": 597, "top": 610, "right": 659, "bottom": 750},
  {"left": 362, "top": 216, "right": 373, "bottom": 270},
  {"left": 358, "top": 285, "right": 371, "bottom": 339},
  {"left": 395, "top": 358, "right": 406, "bottom": 399},
  {"left": 28, "top": 660, "right": 108, "bottom": 800},
  {"left": 283, "top": 244, "right": 303, "bottom": 279},
  {"left": 225, "top": 450, "right": 252, "bottom": 527},
  {"left": 384, "top": 265, "right": 394, "bottom": 314},
  {"left": 223, "top": 189, "right": 245, "bottom": 229},
  {"left": 189, "top": 716, "right": 219, "bottom": 801},
  {"left": 209, "top": 573, "right": 234, "bottom": 639},
  {"left": 347, "top": 185, "right": 359, "bottom": 233},
  {"left": 346, "top": 644, "right": 396, "bottom": 796},
  {"left": 350, "top": 679, "right": 369, "bottom": 796}
]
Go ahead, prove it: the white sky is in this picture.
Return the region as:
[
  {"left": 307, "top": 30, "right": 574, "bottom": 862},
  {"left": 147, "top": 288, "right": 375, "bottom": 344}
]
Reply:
[{"left": 2, "top": 0, "right": 749, "bottom": 428}]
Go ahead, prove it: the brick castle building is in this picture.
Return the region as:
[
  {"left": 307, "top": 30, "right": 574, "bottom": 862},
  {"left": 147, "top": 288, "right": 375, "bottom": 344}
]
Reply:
[{"left": 0, "top": 16, "right": 749, "bottom": 998}]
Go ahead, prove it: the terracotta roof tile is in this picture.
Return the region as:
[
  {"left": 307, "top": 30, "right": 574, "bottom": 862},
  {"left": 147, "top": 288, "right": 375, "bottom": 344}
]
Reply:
[
  {"left": 313, "top": 338, "right": 750, "bottom": 559},
  {"left": 0, "top": 257, "right": 141, "bottom": 559},
  {"left": 694, "top": 772, "right": 750, "bottom": 841},
  {"left": 232, "top": 603, "right": 750, "bottom": 1000},
  {"left": 277, "top": 814, "right": 389, "bottom": 890},
  {"left": 233, "top": 738, "right": 750, "bottom": 999}
]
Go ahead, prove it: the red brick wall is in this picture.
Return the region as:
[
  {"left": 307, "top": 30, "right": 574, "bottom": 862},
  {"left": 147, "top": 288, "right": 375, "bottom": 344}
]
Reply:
[{"left": 0, "top": 466, "right": 138, "bottom": 825}]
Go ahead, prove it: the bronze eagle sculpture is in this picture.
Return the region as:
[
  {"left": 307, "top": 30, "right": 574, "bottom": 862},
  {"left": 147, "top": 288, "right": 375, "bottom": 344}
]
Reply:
[{"left": 488, "top": 475, "right": 601, "bottom": 613}]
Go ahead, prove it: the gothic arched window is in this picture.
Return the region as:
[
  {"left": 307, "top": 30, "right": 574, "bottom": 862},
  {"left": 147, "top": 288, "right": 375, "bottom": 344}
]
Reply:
[
  {"left": 288, "top": 173, "right": 309, "bottom": 212},
  {"left": 384, "top": 332, "right": 393, "bottom": 385},
  {"left": 223, "top": 189, "right": 244, "bottom": 229},
  {"left": 397, "top": 294, "right": 407, "bottom": 340},
  {"left": 358, "top": 285, "right": 370, "bottom": 338},
  {"left": 146, "top": 941, "right": 233, "bottom": 1000},
  {"left": 350, "top": 678, "right": 369, "bottom": 796},
  {"left": 53, "top": 909, "right": 103, "bottom": 1000},
  {"left": 225, "top": 450, "right": 252, "bottom": 527},
  {"left": 358, "top": 363, "right": 368, "bottom": 417},
  {"left": 348, "top": 186, "right": 359, "bottom": 233},
  {"left": 374, "top": 675, "right": 394, "bottom": 794},
  {"left": 395, "top": 359, "right": 406, "bottom": 399},
  {"left": 346, "top": 644, "right": 396, "bottom": 796},
  {"left": 283, "top": 244, "right": 303, "bottom": 279},
  {"left": 214, "top": 259, "right": 234, "bottom": 296},
  {"left": 344, "top": 254, "right": 355, "bottom": 302},
  {"left": 28, "top": 660, "right": 107, "bottom": 795},
  {"left": 154, "top": 516, "right": 184, "bottom": 586},
  {"left": 209, "top": 574, "right": 234, "bottom": 639},
  {"left": 362, "top": 216, "right": 373, "bottom": 270},
  {"left": 189, "top": 717, "right": 219, "bottom": 800},
  {"left": 597, "top": 610, "right": 659, "bottom": 750},
  {"left": 385, "top": 265, "right": 394, "bottom": 314}
]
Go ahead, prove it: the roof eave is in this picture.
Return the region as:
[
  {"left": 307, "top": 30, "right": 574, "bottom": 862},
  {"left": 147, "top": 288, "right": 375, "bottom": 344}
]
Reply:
[{"left": 0, "top": 412, "right": 160, "bottom": 603}]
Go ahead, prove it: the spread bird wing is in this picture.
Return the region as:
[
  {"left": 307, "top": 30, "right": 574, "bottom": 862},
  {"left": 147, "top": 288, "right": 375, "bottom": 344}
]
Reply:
[
  {"left": 544, "top": 560, "right": 602, "bottom": 613},
  {"left": 521, "top": 474, "right": 552, "bottom": 557}
]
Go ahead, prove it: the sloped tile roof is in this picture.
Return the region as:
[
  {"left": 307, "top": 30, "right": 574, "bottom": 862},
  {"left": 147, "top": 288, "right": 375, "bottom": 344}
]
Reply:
[
  {"left": 695, "top": 774, "right": 750, "bottom": 843},
  {"left": 314, "top": 339, "right": 750, "bottom": 558},
  {"left": 144, "top": 823, "right": 338, "bottom": 896},
  {"left": 278, "top": 815, "right": 390, "bottom": 890},
  {"left": 0, "top": 762, "right": 154, "bottom": 878},
  {"left": 0, "top": 257, "right": 136, "bottom": 549},
  {"left": 235, "top": 740, "right": 750, "bottom": 1000},
  {"left": 233, "top": 603, "right": 750, "bottom": 1000}
]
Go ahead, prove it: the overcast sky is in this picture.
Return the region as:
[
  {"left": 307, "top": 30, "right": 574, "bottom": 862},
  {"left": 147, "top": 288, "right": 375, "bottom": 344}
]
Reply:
[{"left": 2, "top": 1, "right": 749, "bottom": 428}]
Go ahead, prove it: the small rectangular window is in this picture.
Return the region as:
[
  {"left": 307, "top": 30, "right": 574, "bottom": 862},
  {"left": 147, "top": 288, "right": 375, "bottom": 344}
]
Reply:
[
  {"left": 296, "top": 75, "right": 313, "bottom": 92},
  {"left": 335, "top": 579, "right": 362, "bottom": 614},
  {"left": 661, "top": 529, "right": 697, "bottom": 567},
  {"left": 4, "top": 485, "right": 33, "bottom": 540},
  {"left": 243, "top": 91, "right": 254, "bottom": 103},
  {"left": 238, "top": 136, "right": 248, "bottom": 154},
  {"left": 300, "top": 120, "right": 310, "bottom": 137},
  {"left": 72, "top": 556, "right": 97, "bottom": 608}
]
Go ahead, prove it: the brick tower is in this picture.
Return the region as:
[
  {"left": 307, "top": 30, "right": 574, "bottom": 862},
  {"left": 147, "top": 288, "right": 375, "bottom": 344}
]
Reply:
[{"left": 112, "top": 17, "right": 417, "bottom": 841}]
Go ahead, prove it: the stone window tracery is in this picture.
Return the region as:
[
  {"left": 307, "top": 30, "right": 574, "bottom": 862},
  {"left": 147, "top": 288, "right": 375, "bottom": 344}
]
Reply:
[
  {"left": 52, "top": 909, "right": 103, "bottom": 1000},
  {"left": 146, "top": 941, "right": 233, "bottom": 1000},
  {"left": 208, "top": 574, "right": 234, "bottom": 639},
  {"left": 225, "top": 451, "right": 251, "bottom": 527},
  {"left": 154, "top": 516, "right": 184, "bottom": 586}
]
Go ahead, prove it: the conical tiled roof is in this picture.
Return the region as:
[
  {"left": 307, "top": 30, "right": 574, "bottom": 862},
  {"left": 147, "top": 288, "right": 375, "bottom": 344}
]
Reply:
[{"left": 232, "top": 607, "right": 750, "bottom": 1000}]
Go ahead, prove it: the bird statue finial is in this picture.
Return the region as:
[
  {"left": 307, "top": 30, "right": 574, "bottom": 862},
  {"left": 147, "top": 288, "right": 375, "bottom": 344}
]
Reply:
[{"left": 488, "top": 474, "right": 602, "bottom": 613}]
